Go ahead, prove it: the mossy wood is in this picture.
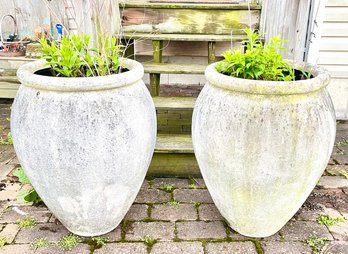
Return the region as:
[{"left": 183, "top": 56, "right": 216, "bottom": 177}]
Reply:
[
  {"left": 153, "top": 96, "right": 196, "bottom": 110},
  {"left": 122, "top": 2, "right": 261, "bottom": 10},
  {"left": 148, "top": 153, "right": 200, "bottom": 177},
  {"left": 121, "top": 32, "right": 247, "bottom": 41},
  {"left": 121, "top": 8, "right": 260, "bottom": 35},
  {"left": 144, "top": 63, "right": 206, "bottom": 74}
]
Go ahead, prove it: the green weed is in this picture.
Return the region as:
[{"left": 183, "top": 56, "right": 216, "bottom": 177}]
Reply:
[
  {"left": 17, "top": 217, "right": 37, "bottom": 229},
  {"left": 58, "top": 234, "right": 80, "bottom": 251},
  {"left": 160, "top": 183, "right": 175, "bottom": 193},
  {"left": 305, "top": 235, "right": 329, "bottom": 253},
  {"left": 317, "top": 214, "right": 345, "bottom": 226}
]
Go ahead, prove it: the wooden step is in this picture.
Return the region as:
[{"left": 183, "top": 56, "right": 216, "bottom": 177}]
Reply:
[
  {"left": 155, "top": 134, "right": 193, "bottom": 153},
  {"left": 149, "top": 133, "right": 199, "bottom": 177},
  {"left": 0, "top": 81, "right": 20, "bottom": 98},
  {"left": 121, "top": 2, "right": 261, "bottom": 10},
  {"left": 153, "top": 96, "right": 196, "bottom": 110},
  {"left": 144, "top": 63, "right": 206, "bottom": 74},
  {"left": 0, "top": 76, "right": 20, "bottom": 83},
  {"left": 122, "top": 33, "right": 246, "bottom": 42}
]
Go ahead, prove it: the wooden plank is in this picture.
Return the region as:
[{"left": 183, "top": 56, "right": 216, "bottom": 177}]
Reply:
[
  {"left": 318, "top": 51, "right": 348, "bottom": 65},
  {"left": 144, "top": 63, "right": 206, "bottom": 74},
  {"left": 322, "top": 22, "right": 348, "bottom": 36},
  {"left": 326, "top": 0, "right": 348, "bottom": 6},
  {"left": 122, "top": 2, "right": 261, "bottom": 9},
  {"left": 134, "top": 41, "right": 242, "bottom": 57},
  {"left": 153, "top": 96, "right": 196, "bottom": 110},
  {"left": 122, "top": 32, "right": 247, "bottom": 41},
  {"left": 121, "top": 8, "right": 259, "bottom": 35},
  {"left": 260, "top": 0, "right": 310, "bottom": 60},
  {"left": 155, "top": 134, "right": 193, "bottom": 153},
  {"left": 148, "top": 153, "right": 200, "bottom": 177},
  {"left": 0, "top": 82, "right": 20, "bottom": 98},
  {"left": 0, "top": 77, "right": 19, "bottom": 83},
  {"left": 320, "top": 37, "right": 348, "bottom": 51},
  {"left": 208, "top": 41, "right": 216, "bottom": 64},
  {"left": 319, "top": 65, "right": 348, "bottom": 78},
  {"left": 325, "top": 7, "right": 348, "bottom": 21}
]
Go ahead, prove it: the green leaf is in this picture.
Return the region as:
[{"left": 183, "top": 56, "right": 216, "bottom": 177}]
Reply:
[{"left": 13, "top": 167, "right": 31, "bottom": 184}]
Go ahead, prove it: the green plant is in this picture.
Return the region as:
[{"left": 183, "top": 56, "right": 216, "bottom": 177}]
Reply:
[
  {"left": 160, "top": 183, "right": 175, "bottom": 193},
  {"left": 40, "top": 34, "right": 122, "bottom": 77},
  {"left": 335, "top": 139, "right": 348, "bottom": 147},
  {"left": 58, "top": 234, "right": 80, "bottom": 251},
  {"left": 305, "top": 235, "right": 329, "bottom": 254},
  {"left": 141, "top": 235, "right": 156, "bottom": 247},
  {"left": 90, "top": 236, "right": 108, "bottom": 248},
  {"left": 32, "top": 238, "right": 49, "bottom": 249},
  {"left": 217, "top": 29, "right": 310, "bottom": 81},
  {"left": 339, "top": 170, "right": 348, "bottom": 179},
  {"left": 13, "top": 167, "right": 42, "bottom": 203},
  {"left": 317, "top": 214, "right": 345, "bottom": 226},
  {"left": 168, "top": 200, "right": 180, "bottom": 207},
  {"left": 0, "top": 132, "right": 13, "bottom": 145},
  {"left": 188, "top": 176, "right": 197, "bottom": 189},
  {"left": 17, "top": 217, "right": 37, "bottom": 229},
  {"left": 0, "top": 236, "right": 7, "bottom": 248}
]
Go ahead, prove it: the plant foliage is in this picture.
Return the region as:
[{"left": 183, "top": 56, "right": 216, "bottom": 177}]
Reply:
[
  {"left": 217, "top": 29, "right": 309, "bottom": 81},
  {"left": 13, "top": 167, "right": 42, "bottom": 203},
  {"left": 40, "top": 35, "right": 122, "bottom": 77}
]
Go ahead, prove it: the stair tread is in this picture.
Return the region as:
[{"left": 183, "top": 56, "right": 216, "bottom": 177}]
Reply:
[
  {"left": 122, "top": 32, "right": 246, "bottom": 42},
  {"left": 144, "top": 63, "right": 206, "bottom": 74},
  {"left": 121, "top": 2, "right": 261, "bottom": 10},
  {"left": 155, "top": 134, "right": 193, "bottom": 153},
  {"left": 0, "top": 76, "right": 20, "bottom": 83},
  {"left": 153, "top": 96, "right": 196, "bottom": 110}
]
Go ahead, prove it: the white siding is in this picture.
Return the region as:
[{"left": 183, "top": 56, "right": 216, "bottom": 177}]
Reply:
[{"left": 317, "top": 1, "right": 348, "bottom": 119}]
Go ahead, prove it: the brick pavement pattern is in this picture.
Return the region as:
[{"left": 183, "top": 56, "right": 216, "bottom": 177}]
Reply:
[{"left": 1, "top": 99, "right": 348, "bottom": 253}]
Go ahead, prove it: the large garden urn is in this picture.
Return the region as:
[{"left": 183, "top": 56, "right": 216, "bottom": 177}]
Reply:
[
  {"left": 11, "top": 58, "right": 156, "bottom": 236},
  {"left": 192, "top": 61, "right": 336, "bottom": 237}
]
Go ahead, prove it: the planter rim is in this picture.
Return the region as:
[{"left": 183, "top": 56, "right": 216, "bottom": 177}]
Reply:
[
  {"left": 16, "top": 58, "right": 144, "bottom": 92},
  {"left": 205, "top": 61, "right": 330, "bottom": 95}
]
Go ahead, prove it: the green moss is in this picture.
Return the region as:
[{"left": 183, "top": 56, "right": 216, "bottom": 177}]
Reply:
[
  {"left": 0, "top": 236, "right": 8, "bottom": 248},
  {"left": 253, "top": 240, "right": 264, "bottom": 254},
  {"left": 58, "top": 234, "right": 80, "bottom": 251},
  {"left": 159, "top": 183, "right": 175, "bottom": 193},
  {"left": 32, "top": 238, "right": 49, "bottom": 249},
  {"left": 317, "top": 214, "right": 345, "bottom": 226},
  {"left": 339, "top": 170, "right": 348, "bottom": 179},
  {"left": 168, "top": 200, "right": 180, "bottom": 207},
  {"left": 141, "top": 235, "right": 157, "bottom": 253},
  {"left": 17, "top": 217, "right": 37, "bottom": 229},
  {"left": 305, "top": 235, "right": 329, "bottom": 254}
]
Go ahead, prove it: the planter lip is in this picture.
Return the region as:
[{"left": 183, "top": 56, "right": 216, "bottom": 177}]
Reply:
[
  {"left": 16, "top": 58, "right": 144, "bottom": 92},
  {"left": 205, "top": 61, "right": 331, "bottom": 95}
]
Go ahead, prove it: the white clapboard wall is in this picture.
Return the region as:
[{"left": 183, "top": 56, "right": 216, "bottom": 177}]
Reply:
[{"left": 310, "top": 0, "right": 348, "bottom": 119}]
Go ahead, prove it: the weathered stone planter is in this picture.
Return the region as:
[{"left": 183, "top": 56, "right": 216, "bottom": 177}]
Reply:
[
  {"left": 11, "top": 59, "right": 156, "bottom": 236},
  {"left": 192, "top": 62, "right": 336, "bottom": 237}
]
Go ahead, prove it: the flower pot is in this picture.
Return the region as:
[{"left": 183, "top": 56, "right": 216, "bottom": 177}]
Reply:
[
  {"left": 192, "top": 62, "right": 336, "bottom": 237},
  {"left": 11, "top": 58, "right": 156, "bottom": 236}
]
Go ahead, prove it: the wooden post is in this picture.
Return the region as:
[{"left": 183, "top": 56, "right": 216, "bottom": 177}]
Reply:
[
  {"left": 150, "top": 40, "right": 163, "bottom": 96},
  {"left": 208, "top": 41, "right": 216, "bottom": 64},
  {"left": 259, "top": 0, "right": 311, "bottom": 61}
]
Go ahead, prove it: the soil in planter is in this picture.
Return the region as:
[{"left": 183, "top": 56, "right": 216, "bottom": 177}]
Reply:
[{"left": 34, "top": 67, "right": 129, "bottom": 77}]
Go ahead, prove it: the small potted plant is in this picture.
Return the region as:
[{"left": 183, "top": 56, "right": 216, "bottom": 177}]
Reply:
[
  {"left": 192, "top": 29, "right": 336, "bottom": 237},
  {"left": 10, "top": 34, "right": 157, "bottom": 236}
]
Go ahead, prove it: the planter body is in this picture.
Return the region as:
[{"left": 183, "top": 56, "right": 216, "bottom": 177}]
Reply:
[
  {"left": 11, "top": 59, "right": 156, "bottom": 236},
  {"left": 192, "top": 62, "right": 336, "bottom": 237}
]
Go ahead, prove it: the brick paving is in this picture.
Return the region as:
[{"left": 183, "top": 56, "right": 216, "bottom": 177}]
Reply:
[{"left": 0, "top": 98, "right": 348, "bottom": 253}]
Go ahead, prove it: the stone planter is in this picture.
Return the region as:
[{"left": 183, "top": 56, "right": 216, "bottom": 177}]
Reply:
[
  {"left": 11, "top": 58, "right": 156, "bottom": 236},
  {"left": 192, "top": 62, "right": 336, "bottom": 237}
]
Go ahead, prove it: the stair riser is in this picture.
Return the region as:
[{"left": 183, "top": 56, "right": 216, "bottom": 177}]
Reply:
[{"left": 148, "top": 153, "right": 200, "bottom": 177}]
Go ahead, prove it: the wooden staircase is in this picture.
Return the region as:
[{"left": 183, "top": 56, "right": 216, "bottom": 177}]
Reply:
[
  {"left": 121, "top": 2, "right": 261, "bottom": 176},
  {"left": 0, "top": 2, "right": 261, "bottom": 177}
]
